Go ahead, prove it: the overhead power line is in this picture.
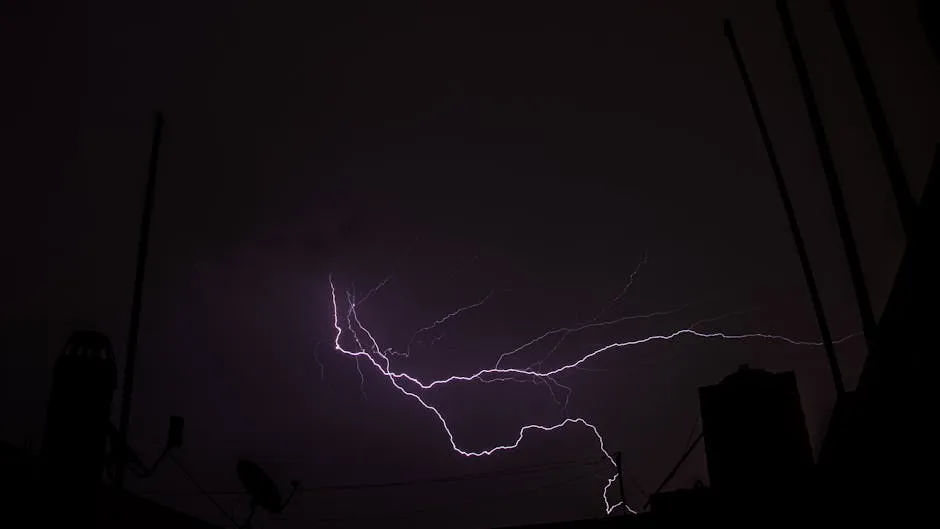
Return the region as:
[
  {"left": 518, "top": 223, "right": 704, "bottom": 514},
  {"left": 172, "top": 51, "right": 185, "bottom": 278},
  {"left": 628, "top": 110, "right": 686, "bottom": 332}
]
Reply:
[
  {"left": 134, "top": 456, "right": 606, "bottom": 498},
  {"left": 168, "top": 452, "right": 240, "bottom": 527},
  {"left": 301, "top": 469, "right": 600, "bottom": 524}
]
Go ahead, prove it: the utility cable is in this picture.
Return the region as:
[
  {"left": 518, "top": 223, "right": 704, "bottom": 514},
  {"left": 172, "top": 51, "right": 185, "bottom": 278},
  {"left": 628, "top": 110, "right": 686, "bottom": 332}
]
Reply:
[
  {"left": 168, "top": 451, "right": 240, "bottom": 527},
  {"left": 302, "top": 469, "right": 599, "bottom": 524},
  {"left": 135, "top": 455, "right": 605, "bottom": 497}
]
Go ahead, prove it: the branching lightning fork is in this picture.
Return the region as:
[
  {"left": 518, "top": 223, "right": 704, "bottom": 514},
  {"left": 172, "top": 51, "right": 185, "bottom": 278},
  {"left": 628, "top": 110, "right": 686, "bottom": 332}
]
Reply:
[
  {"left": 403, "top": 289, "right": 496, "bottom": 357},
  {"left": 326, "top": 272, "right": 857, "bottom": 515}
]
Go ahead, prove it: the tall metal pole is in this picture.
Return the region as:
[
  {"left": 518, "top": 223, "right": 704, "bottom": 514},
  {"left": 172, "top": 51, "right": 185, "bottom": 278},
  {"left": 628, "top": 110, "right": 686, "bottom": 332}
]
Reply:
[
  {"left": 829, "top": 0, "right": 916, "bottom": 238},
  {"left": 776, "top": 0, "right": 881, "bottom": 362},
  {"left": 115, "top": 111, "right": 164, "bottom": 490},
  {"left": 724, "top": 20, "right": 844, "bottom": 395}
]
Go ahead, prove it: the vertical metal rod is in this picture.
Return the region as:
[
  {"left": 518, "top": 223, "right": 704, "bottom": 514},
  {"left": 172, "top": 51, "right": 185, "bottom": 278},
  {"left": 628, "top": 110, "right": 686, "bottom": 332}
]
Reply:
[
  {"left": 829, "top": 0, "right": 916, "bottom": 238},
  {"left": 776, "top": 0, "right": 881, "bottom": 362},
  {"left": 724, "top": 20, "right": 844, "bottom": 395},
  {"left": 115, "top": 111, "right": 164, "bottom": 489},
  {"left": 615, "top": 451, "right": 628, "bottom": 516}
]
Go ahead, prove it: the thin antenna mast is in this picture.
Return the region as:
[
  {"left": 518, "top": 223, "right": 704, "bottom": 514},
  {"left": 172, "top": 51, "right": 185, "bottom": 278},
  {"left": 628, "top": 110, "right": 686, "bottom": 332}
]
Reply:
[
  {"left": 776, "top": 0, "right": 881, "bottom": 362},
  {"left": 115, "top": 111, "right": 164, "bottom": 489},
  {"left": 829, "top": 0, "right": 916, "bottom": 238},
  {"left": 724, "top": 20, "right": 844, "bottom": 395}
]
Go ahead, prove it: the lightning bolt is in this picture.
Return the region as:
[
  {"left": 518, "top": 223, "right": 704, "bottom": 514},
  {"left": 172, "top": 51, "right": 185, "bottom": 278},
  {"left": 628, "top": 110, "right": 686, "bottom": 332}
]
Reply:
[
  {"left": 494, "top": 253, "right": 662, "bottom": 373},
  {"left": 525, "top": 305, "right": 689, "bottom": 371},
  {"left": 344, "top": 291, "right": 372, "bottom": 400},
  {"left": 312, "top": 339, "right": 325, "bottom": 381},
  {"left": 590, "top": 251, "right": 649, "bottom": 322},
  {"left": 327, "top": 274, "right": 859, "bottom": 515},
  {"left": 357, "top": 274, "right": 393, "bottom": 306},
  {"left": 330, "top": 277, "right": 634, "bottom": 514},
  {"left": 403, "top": 290, "right": 496, "bottom": 358}
]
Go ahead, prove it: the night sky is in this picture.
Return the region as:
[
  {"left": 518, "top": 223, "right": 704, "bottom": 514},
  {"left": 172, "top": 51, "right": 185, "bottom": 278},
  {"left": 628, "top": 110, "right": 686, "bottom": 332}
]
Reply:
[{"left": 2, "top": 1, "right": 938, "bottom": 527}]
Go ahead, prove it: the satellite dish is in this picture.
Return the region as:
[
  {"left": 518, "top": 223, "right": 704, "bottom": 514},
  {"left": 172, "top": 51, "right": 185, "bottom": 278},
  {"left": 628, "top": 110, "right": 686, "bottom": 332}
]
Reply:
[
  {"left": 237, "top": 460, "right": 283, "bottom": 513},
  {"left": 236, "top": 459, "right": 299, "bottom": 528}
]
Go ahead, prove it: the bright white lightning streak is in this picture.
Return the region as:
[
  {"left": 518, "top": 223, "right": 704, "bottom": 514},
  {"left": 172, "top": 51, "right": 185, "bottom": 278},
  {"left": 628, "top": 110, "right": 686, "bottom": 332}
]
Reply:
[
  {"left": 328, "top": 275, "right": 860, "bottom": 515},
  {"left": 390, "top": 328, "right": 854, "bottom": 391},
  {"left": 330, "top": 278, "right": 633, "bottom": 514},
  {"left": 495, "top": 306, "right": 688, "bottom": 369},
  {"left": 521, "top": 253, "right": 651, "bottom": 370},
  {"left": 384, "top": 270, "right": 657, "bottom": 414}
]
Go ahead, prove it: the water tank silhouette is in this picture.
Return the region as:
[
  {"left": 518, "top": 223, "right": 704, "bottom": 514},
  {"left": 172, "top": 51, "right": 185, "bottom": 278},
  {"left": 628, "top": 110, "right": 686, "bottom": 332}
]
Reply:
[
  {"left": 698, "top": 365, "right": 813, "bottom": 509},
  {"left": 40, "top": 331, "right": 117, "bottom": 518}
]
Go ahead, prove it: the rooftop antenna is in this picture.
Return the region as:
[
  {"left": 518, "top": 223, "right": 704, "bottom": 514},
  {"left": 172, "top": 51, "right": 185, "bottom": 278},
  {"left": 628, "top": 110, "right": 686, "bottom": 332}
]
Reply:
[
  {"left": 828, "top": 0, "right": 916, "bottom": 238},
  {"left": 776, "top": 0, "right": 881, "bottom": 363},
  {"left": 723, "top": 20, "right": 844, "bottom": 395},
  {"left": 236, "top": 459, "right": 300, "bottom": 528},
  {"left": 115, "top": 111, "right": 164, "bottom": 490}
]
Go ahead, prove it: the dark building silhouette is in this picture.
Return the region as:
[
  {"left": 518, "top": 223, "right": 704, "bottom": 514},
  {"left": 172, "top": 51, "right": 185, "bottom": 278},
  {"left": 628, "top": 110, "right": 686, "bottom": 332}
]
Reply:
[
  {"left": 698, "top": 365, "right": 813, "bottom": 513},
  {"left": 817, "top": 153, "right": 938, "bottom": 523},
  {"left": 0, "top": 330, "right": 216, "bottom": 528},
  {"left": 40, "top": 330, "right": 117, "bottom": 525},
  {"left": 646, "top": 482, "right": 717, "bottom": 523},
  {"left": 0, "top": 440, "right": 217, "bottom": 529}
]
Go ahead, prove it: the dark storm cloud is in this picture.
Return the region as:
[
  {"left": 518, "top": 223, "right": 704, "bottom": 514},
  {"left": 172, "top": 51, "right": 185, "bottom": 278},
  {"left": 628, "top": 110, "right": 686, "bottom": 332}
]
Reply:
[{"left": 2, "top": 0, "right": 938, "bottom": 527}]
